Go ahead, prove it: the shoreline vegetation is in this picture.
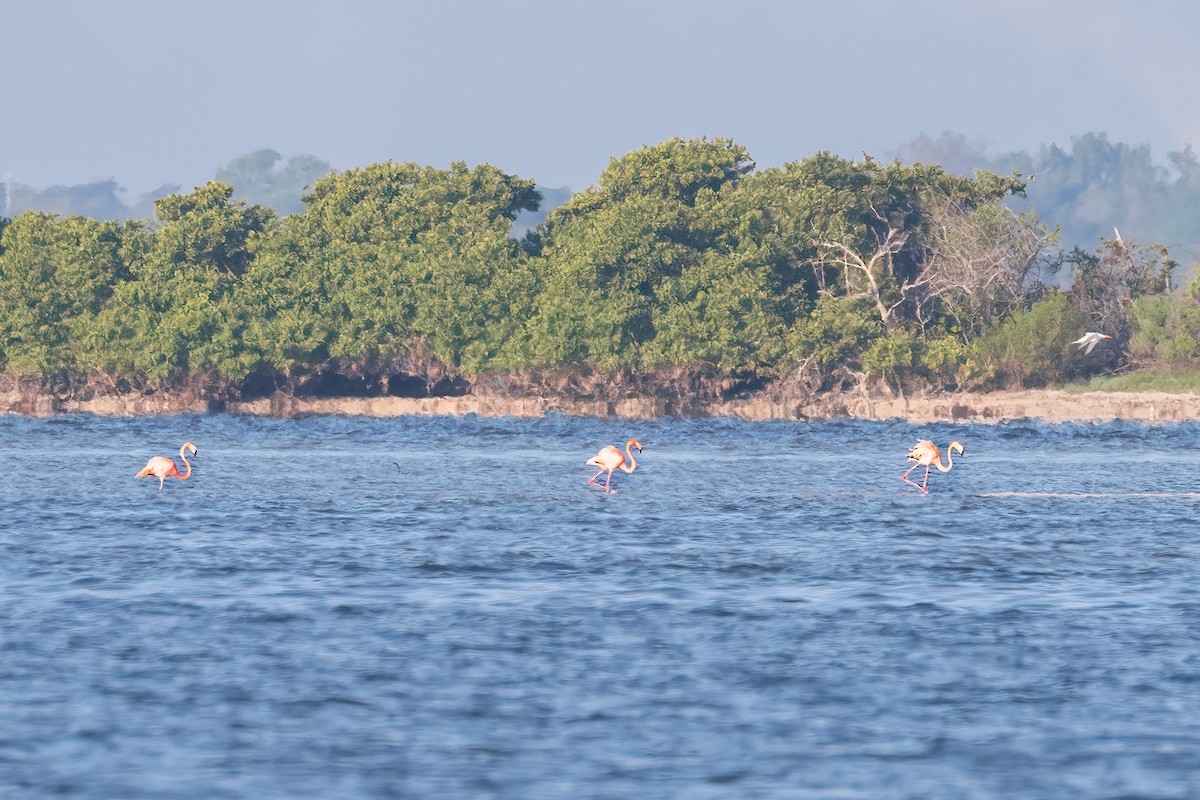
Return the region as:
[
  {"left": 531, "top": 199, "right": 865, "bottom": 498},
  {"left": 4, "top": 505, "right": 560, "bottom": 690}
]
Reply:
[
  {"left": 7, "top": 137, "right": 1200, "bottom": 423},
  {"left": 3, "top": 377, "right": 1197, "bottom": 424}
]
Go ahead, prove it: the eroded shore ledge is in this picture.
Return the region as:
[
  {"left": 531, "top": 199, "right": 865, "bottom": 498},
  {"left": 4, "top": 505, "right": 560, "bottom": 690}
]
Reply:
[{"left": 4, "top": 384, "right": 1199, "bottom": 424}]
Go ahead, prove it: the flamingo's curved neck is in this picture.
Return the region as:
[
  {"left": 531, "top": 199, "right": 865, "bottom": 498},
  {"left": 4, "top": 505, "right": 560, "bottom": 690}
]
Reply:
[
  {"left": 934, "top": 448, "right": 956, "bottom": 473},
  {"left": 620, "top": 443, "right": 638, "bottom": 474},
  {"left": 177, "top": 446, "right": 193, "bottom": 480}
]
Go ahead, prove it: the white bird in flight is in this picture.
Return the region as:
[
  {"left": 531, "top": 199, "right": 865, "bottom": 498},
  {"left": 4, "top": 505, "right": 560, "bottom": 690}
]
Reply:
[{"left": 1073, "top": 332, "right": 1112, "bottom": 355}]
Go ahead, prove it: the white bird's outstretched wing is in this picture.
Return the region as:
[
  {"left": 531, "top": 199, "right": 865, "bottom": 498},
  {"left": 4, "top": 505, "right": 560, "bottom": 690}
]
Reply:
[{"left": 1072, "top": 332, "right": 1111, "bottom": 354}]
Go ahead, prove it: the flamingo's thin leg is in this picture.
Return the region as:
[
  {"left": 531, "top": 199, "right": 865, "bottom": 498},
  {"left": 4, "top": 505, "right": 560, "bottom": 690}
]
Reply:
[
  {"left": 919, "top": 466, "right": 931, "bottom": 494},
  {"left": 900, "top": 464, "right": 924, "bottom": 490},
  {"left": 587, "top": 468, "right": 606, "bottom": 486}
]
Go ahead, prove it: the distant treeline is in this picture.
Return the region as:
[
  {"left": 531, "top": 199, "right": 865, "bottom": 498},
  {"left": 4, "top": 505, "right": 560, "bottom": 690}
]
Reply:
[
  {"left": 10, "top": 131, "right": 1200, "bottom": 258},
  {"left": 1, "top": 150, "right": 333, "bottom": 221},
  {"left": 1, "top": 137, "right": 1198, "bottom": 400},
  {"left": 898, "top": 131, "right": 1200, "bottom": 260}
]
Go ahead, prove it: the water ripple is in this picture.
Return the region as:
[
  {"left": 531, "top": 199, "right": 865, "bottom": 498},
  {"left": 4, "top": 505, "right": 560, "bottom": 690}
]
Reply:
[{"left": 0, "top": 414, "right": 1197, "bottom": 798}]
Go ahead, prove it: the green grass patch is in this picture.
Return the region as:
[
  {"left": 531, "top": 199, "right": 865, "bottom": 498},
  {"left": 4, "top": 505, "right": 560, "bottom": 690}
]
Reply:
[{"left": 1063, "top": 368, "right": 1200, "bottom": 393}]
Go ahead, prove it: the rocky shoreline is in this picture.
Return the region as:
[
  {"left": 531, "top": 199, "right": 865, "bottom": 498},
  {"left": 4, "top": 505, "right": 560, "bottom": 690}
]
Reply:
[{"left": 3, "top": 379, "right": 1200, "bottom": 423}]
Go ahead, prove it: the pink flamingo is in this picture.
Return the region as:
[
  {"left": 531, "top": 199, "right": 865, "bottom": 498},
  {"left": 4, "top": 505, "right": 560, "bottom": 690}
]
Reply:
[
  {"left": 136, "top": 441, "right": 198, "bottom": 490},
  {"left": 587, "top": 439, "right": 644, "bottom": 493},
  {"left": 901, "top": 439, "right": 963, "bottom": 494}
]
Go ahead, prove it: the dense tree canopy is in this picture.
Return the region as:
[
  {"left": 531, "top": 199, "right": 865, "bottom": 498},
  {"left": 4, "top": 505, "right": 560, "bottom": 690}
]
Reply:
[
  {"left": 511, "top": 138, "right": 755, "bottom": 369},
  {"left": 0, "top": 212, "right": 133, "bottom": 373},
  {"left": 240, "top": 160, "right": 540, "bottom": 376},
  {"left": 0, "top": 137, "right": 1184, "bottom": 398}
]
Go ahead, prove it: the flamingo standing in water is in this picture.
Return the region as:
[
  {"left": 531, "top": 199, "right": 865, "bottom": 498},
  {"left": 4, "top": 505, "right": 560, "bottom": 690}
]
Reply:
[
  {"left": 587, "top": 439, "right": 643, "bottom": 493},
  {"left": 136, "top": 441, "right": 198, "bottom": 490},
  {"left": 901, "top": 440, "right": 963, "bottom": 494}
]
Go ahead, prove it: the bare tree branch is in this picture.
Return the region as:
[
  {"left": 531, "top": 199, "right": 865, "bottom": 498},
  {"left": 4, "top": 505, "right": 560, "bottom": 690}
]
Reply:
[
  {"left": 913, "top": 200, "right": 1058, "bottom": 341},
  {"left": 813, "top": 205, "right": 911, "bottom": 330}
]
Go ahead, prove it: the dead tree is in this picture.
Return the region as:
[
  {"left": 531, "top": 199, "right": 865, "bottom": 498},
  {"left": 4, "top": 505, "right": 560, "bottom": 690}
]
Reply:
[
  {"left": 913, "top": 200, "right": 1060, "bottom": 341},
  {"left": 813, "top": 204, "right": 930, "bottom": 332}
]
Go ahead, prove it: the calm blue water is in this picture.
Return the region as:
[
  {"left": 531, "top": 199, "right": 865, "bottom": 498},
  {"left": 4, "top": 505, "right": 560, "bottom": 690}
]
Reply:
[{"left": 2, "top": 413, "right": 1198, "bottom": 799}]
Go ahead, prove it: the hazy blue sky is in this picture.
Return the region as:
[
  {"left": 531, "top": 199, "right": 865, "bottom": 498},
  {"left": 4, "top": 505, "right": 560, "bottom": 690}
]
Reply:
[{"left": 4, "top": 0, "right": 1200, "bottom": 196}]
